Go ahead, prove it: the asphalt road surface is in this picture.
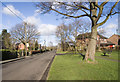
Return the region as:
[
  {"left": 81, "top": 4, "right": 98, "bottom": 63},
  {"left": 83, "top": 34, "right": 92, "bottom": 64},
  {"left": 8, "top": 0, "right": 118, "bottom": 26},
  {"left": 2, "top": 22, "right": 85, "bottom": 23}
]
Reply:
[{"left": 2, "top": 51, "right": 56, "bottom": 80}]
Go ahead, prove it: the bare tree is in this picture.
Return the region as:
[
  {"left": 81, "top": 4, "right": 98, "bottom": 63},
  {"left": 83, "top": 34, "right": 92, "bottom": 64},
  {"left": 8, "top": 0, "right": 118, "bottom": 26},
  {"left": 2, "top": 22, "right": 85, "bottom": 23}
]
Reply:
[
  {"left": 36, "top": 1, "right": 119, "bottom": 61},
  {"left": 56, "top": 23, "right": 68, "bottom": 51},
  {"left": 56, "top": 19, "right": 90, "bottom": 52},
  {"left": 67, "top": 19, "right": 91, "bottom": 52},
  {"left": 68, "top": 19, "right": 90, "bottom": 40},
  {"left": 10, "top": 23, "right": 40, "bottom": 45},
  {"left": 48, "top": 41, "right": 53, "bottom": 50}
]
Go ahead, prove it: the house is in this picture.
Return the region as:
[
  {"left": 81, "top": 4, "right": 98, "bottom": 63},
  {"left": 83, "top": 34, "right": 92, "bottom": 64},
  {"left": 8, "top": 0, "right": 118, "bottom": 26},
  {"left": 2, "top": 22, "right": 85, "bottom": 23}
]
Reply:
[
  {"left": 107, "top": 34, "right": 120, "bottom": 46},
  {"left": 76, "top": 32, "right": 115, "bottom": 50},
  {"left": 16, "top": 43, "right": 29, "bottom": 50},
  {"left": 106, "top": 34, "right": 120, "bottom": 49},
  {"left": 16, "top": 43, "right": 25, "bottom": 50}
]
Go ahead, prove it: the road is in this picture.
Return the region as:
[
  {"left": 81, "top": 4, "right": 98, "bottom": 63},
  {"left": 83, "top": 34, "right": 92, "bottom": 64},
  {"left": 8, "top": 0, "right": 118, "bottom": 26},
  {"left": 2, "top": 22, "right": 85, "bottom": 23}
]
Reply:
[{"left": 2, "top": 51, "right": 55, "bottom": 80}]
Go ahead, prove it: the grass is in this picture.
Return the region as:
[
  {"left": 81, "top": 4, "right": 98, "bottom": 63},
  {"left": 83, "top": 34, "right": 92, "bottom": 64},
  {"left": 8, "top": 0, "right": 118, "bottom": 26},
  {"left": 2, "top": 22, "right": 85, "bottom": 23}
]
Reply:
[
  {"left": 56, "top": 50, "right": 86, "bottom": 54},
  {"left": 57, "top": 50, "right": 119, "bottom": 60},
  {"left": 48, "top": 51, "right": 118, "bottom": 80},
  {"left": 95, "top": 50, "right": 120, "bottom": 61}
]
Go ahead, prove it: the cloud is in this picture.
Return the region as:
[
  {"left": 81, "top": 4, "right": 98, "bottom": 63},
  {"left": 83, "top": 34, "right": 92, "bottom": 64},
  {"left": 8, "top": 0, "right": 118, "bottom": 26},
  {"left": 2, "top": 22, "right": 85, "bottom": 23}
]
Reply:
[
  {"left": 98, "top": 23, "right": 118, "bottom": 37},
  {"left": 24, "top": 16, "right": 41, "bottom": 26},
  {"left": 2, "top": 4, "right": 25, "bottom": 19},
  {"left": 39, "top": 35, "right": 58, "bottom": 46},
  {"left": 24, "top": 16, "right": 57, "bottom": 36},
  {"left": 106, "top": 23, "right": 117, "bottom": 29},
  {"left": 34, "top": 9, "right": 40, "bottom": 13},
  {"left": 39, "top": 24, "right": 57, "bottom": 36},
  {"left": 34, "top": 9, "right": 40, "bottom": 16}
]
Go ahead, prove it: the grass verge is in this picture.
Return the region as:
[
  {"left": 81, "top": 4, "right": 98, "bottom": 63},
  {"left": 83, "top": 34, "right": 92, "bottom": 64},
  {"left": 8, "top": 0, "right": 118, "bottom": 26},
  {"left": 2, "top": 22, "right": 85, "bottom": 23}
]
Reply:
[{"left": 48, "top": 51, "right": 118, "bottom": 80}]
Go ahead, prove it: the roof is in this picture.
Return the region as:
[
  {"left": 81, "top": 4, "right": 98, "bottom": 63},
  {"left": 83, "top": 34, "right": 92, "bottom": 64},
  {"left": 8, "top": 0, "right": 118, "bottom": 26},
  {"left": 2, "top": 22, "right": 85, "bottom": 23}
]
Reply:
[
  {"left": 76, "top": 32, "right": 108, "bottom": 40},
  {"left": 100, "top": 41, "right": 115, "bottom": 45},
  {"left": 109, "top": 34, "right": 120, "bottom": 38}
]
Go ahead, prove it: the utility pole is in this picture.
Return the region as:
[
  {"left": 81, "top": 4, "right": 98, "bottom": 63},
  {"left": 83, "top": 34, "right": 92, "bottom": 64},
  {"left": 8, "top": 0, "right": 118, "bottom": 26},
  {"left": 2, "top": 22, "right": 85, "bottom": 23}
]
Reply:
[{"left": 24, "top": 22, "right": 27, "bottom": 56}]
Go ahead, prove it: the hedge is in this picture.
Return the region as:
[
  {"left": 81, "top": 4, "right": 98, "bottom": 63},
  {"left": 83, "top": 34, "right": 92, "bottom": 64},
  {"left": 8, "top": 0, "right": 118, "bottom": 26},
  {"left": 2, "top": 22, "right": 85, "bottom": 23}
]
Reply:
[
  {"left": 0, "top": 49, "right": 50, "bottom": 61},
  {"left": 1, "top": 50, "right": 18, "bottom": 61}
]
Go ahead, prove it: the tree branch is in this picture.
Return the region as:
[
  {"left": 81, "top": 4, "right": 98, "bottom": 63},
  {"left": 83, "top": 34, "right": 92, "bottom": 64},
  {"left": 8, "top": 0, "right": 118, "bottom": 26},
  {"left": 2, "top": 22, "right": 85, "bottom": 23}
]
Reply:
[
  {"left": 100, "top": 0, "right": 109, "bottom": 7},
  {"left": 58, "top": 2, "right": 89, "bottom": 15},
  {"left": 73, "top": 2, "right": 90, "bottom": 10},
  {"left": 96, "top": 0, "right": 109, "bottom": 22},
  {"left": 51, "top": 8, "right": 89, "bottom": 18},
  {"left": 96, "top": 7, "right": 103, "bottom": 22},
  {"left": 41, "top": 2, "right": 89, "bottom": 18},
  {"left": 97, "top": 0, "right": 119, "bottom": 26}
]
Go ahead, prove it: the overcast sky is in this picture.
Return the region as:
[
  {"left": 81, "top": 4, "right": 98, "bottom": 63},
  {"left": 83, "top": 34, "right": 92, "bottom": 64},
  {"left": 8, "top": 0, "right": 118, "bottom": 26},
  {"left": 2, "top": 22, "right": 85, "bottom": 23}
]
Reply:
[{"left": 0, "top": 2, "right": 118, "bottom": 46}]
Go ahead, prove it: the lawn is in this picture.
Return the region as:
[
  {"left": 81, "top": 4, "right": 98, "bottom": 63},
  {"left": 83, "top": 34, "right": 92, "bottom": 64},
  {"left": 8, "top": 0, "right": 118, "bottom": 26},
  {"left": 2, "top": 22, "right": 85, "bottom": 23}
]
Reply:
[
  {"left": 95, "top": 50, "right": 120, "bottom": 61},
  {"left": 48, "top": 51, "right": 119, "bottom": 80}
]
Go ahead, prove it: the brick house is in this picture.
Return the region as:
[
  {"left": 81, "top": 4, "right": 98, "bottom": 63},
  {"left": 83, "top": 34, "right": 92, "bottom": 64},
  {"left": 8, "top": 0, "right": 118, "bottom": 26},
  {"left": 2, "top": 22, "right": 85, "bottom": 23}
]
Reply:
[
  {"left": 16, "top": 43, "right": 25, "bottom": 50},
  {"left": 107, "top": 34, "right": 120, "bottom": 46},
  {"left": 76, "top": 32, "right": 115, "bottom": 50},
  {"left": 16, "top": 43, "right": 29, "bottom": 50},
  {"left": 107, "top": 34, "right": 120, "bottom": 48}
]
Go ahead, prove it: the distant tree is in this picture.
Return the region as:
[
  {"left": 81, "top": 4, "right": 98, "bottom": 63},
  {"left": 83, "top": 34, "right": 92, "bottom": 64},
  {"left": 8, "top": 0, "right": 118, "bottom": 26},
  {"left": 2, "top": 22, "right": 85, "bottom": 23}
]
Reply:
[
  {"left": 10, "top": 23, "right": 40, "bottom": 45},
  {"left": 56, "top": 19, "right": 90, "bottom": 52},
  {"left": 49, "top": 41, "right": 53, "bottom": 50},
  {"left": 1, "top": 29, "right": 12, "bottom": 49},
  {"left": 56, "top": 23, "right": 68, "bottom": 51},
  {"left": 35, "top": 40, "right": 39, "bottom": 50},
  {"left": 36, "top": 1, "right": 119, "bottom": 61},
  {"left": 67, "top": 19, "right": 90, "bottom": 52}
]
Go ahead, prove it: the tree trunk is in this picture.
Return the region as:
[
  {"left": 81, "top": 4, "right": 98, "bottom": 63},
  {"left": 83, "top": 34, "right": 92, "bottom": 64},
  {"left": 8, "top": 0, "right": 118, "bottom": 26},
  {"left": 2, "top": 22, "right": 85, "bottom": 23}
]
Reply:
[
  {"left": 85, "top": 2, "right": 98, "bottom": 61},
  {"left": 85, "top": 26, "right": 97, "bottom": 61},
  {"left": 61, "top": 41, "right": 64, "bottom": 51}
]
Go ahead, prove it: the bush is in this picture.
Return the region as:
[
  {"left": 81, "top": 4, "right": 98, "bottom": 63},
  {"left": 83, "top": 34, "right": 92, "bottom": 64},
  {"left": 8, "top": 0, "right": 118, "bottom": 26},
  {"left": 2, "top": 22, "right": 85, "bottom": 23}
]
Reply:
[
  {"left": 1, "top": 49, "right": 18, "bottom": 61},
  {"left": 31, "top": 49, "right": 49, "bottom": 54},
  {"left": 31, "top": 50, "right": 42, "bottom": 54}
]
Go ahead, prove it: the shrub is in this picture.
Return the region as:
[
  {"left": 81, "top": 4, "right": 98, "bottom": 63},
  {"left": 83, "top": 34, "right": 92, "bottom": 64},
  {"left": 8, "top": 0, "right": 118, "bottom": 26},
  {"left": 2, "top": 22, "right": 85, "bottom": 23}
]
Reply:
[
  {"left": 31, "top": 50, "right": 42, "bottom": 54},
  {"left": 1, "top": 49, "right": 18, "bottom": 61},
  {"left": 31, "top": 49, "right": 49, "bottom": 54}
]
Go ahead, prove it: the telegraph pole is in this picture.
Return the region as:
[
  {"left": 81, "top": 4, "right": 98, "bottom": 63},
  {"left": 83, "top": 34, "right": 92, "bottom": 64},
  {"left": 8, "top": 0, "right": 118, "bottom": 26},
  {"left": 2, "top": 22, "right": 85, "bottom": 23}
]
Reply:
[{"left": 24, "top": 22, "right": 27, "bottom": 56}]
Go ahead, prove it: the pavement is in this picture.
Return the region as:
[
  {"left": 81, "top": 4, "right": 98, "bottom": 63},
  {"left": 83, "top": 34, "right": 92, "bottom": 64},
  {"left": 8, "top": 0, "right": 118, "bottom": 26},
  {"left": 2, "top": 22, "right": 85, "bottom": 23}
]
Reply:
[
  {"left": 2, "top": 51, "right": 56, "bottom": 80},
  {"left": 0, "top": 57, "right": 25, "bottom": 64}
]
